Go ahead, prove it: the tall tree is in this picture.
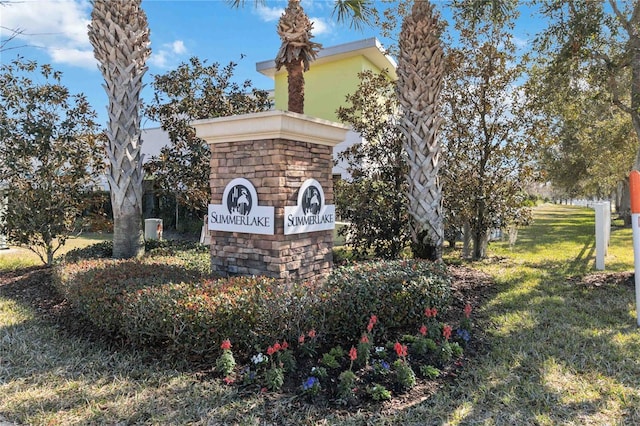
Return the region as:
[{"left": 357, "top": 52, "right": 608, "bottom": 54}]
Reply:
[
  {"left": 0, "top": 59, "right": 105, "bottom": 265},
  {"left": 534, "top": 1, "right": 640, "bottom": 222},
  {"left": 335, "top": 70, "right": 409, "bottom": 259},
  {"left": 230, "top": 0, "right": 374, "bottom": 114},
  {"left": 442, "top": 16, "right": 534, "bottom": 259},
  {"left": 274, "top": 0, "right": 321, "bottom": 114},
  {"left": 88, "top": 0, "right": 150, "bottom": 259},
  {"left": 527, "top": 64, "right": 636, "bottom": 205},
  {"left": 397, "top": 0, "right": 445, "bottom": 261},
  {"left": 144, "top": 57, "right": 270, "bottom": 214}
]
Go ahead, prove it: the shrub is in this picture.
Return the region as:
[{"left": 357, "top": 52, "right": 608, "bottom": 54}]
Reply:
[
  {"left": 62, "top": 240, "right": 114, "bottom": 263},
  {"left": 62, "top": 239, "right": 208, "bottom": 265},
  {"left": 320, "top": 260, "right": 451, "bottom": 343},
  {"left": 55, "top": 258, "right": 322, "bottom": 357},
  {"left": 55, "top": 254, "right": 452, "bottom": 364},
  {"left": 54, "top": 256, "right": 209, "bottom": 335}
]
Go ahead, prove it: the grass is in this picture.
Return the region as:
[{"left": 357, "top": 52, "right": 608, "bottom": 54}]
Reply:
[
  {"left": 1, "top": 203, "right": 640, "bottom": 424},
  {"left": 0, "top": 233, "right": 111, "bottom": 271}
]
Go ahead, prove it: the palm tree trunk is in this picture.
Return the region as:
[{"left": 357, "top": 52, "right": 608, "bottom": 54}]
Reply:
[
  {"left": 89, "top": 0, "right": 150, "bottom": 259},
  {"left": 286, "top": 60, "right": 305, "bottom": 114},
  {"left": 397, "top": 0, "right": 445, "bottom": 261}
]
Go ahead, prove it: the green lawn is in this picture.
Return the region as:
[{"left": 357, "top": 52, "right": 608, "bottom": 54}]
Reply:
[
  {"left": 0, "top": 233, "right": 111, "bottom": 270},
  {"left": 1, "top": 204, "right": 639, "bottom": 424}
]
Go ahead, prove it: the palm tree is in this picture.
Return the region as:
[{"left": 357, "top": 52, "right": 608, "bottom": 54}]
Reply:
[
  {"left": 88, "top": 0, "right": 150, "bottom": 259},
  {"left": 230, "top": 0, "right": 374, "bottom": 114},
  {"left": 274, "top": 0, "right": 321, "bottom": 114},
  {"left": 397, "top": 0, "right": 445, "bottom": 261}
]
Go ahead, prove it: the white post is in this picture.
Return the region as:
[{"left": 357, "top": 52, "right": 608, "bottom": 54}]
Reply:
[
  {"left": 595, "top": 202, "right": 609, "bottom": 270},
  {"left": 633, "top": 213, "right": 640, "bottom": 327},
  {"left": 630, "top": 171, "right": 640, "bottom": 327}
]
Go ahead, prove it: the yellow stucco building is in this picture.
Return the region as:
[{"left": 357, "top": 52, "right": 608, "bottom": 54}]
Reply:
[{"left": 256, "top": 38, "right": 397, "bottom": 178}]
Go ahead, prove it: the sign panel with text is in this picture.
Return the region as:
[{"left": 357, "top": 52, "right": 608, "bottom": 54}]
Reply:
[
  {"left": 208, "top": 178, "right": 274, "bottom": 235},
  {"left": 284, "top": 179, "right": 335, "bottom": 235}
]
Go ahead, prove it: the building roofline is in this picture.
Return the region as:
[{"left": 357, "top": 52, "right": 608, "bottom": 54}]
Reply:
[{"left": 256, "top": 37, "right": 397, "bottom": 80}]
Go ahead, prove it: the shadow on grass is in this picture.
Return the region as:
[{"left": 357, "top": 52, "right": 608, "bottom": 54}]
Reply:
[
  {"left": 0, "top": 266, "right": 273, "bottom": 424},
  {"left": 380, "top": 205, "right": 640, "bottom": 424},
  {"left": 387, "top": 262, "right": 640, "bottom": 424}
]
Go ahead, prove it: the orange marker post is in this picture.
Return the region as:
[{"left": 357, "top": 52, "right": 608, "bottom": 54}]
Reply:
[{"left": 630, "top": 170, "right": 640, "bottom": 326}]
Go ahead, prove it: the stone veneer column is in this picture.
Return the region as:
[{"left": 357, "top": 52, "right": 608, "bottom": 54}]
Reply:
[{"left": 192, "top": 111, "right": 349, "bottom": 282}]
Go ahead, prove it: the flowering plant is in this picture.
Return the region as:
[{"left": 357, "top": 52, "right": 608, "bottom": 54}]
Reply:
[
  {"left": 302, "top": 376, "right": 321, "bottom": 396},
  {"left": 298, "top": 329, "right": 318, "bottom": 358},
  {"left": 394, "top": 342, "right": 408, "bottom": 359},
  {"left": 216, "top": 338, "right": 236, "bottom": 377},
  {"left": 442, "top": 325, "right": 452, "bottom": 341}
]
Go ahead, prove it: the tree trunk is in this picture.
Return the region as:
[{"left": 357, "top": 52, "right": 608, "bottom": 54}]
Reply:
[
  {"left": 615, "top": 181, "right": 623, "bottom": 215},
  {"left": 473, "top": 229, "right": 488, "bottom": 260},
  {"left": 620, "top": 179, "right": 632, "bottom": 226},
  {"left": 286, "top": 60, "right": 305, "bottom": 114},
  {"left": 397, "top": 0, "right": 445, "bottom": 261},
  {"left": 89, "top": 0, "right": 149, "bottom": 259},
  {"left": 112, "top": 201, "right": 144, "bottom": 259},
  {"left": 462, "top": 220, "right": 472, "bottom": 259}
]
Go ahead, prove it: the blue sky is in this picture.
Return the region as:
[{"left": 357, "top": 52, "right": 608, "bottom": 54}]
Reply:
[{"left": 0, "top": 0, "right": 543, "bottom": 128}]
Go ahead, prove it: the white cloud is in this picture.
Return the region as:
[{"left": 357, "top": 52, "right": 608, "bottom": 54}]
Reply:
[
  {"left": 171, "top": 40, "right": 186, "bottom": 54},
  {"left": 0, "top": 0, "right": 96, "bottom": 69},
  {"left": 49, "top": 47, "right": 96, "bottom": 69},
  {"left": 513, "top": 36, "right": 529, "bottom": 50},
  {"left": 310, "top": 17, "right": 331, "bottom": 36},
  {"left": 149, "top": 40, "right": 188, "bottom": 69},
  {"left": 255, "top": 4, "right": 284, "bottom": 22}
]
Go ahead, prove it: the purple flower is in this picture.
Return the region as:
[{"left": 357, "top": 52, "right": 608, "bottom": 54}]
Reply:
[
  {"left": 457, "top": 329, "right": 471, "bottom": 342},
  {"left": 303, "top": 376, "right": 319, "bottom": 391}
]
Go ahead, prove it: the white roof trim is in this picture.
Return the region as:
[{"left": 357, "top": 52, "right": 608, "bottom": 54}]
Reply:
[{"left": 256, "top": 37, "right": 397, "bottom": 80}]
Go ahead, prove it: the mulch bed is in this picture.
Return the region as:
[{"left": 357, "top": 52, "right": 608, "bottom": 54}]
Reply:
[{"left": 12, "top": 263, "right": 632, "bottom": 412}]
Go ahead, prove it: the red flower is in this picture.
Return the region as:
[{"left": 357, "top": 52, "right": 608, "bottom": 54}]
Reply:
[
  {"left": 307, "top": 329, "right": 316, "bottom": 339},
  {"left": 443, "top": 325, "right": 452, "bottom": 341},
  {"left": 220, "top": 339, "right": 232, "bottom": 350},
  {"left": 281, "top": 341, "right": 289, "bottom": 350},
  {"left": 394, "top": 342, "right": 407, "bottom": 358},
  {"left": 424, "top": 307, "right": 439, "bottom": 318},
  {"left": 223, "top": 376, "right": 235, "bottom": 385},
  {"left": 360, "top": 334, "right": 369, "bottom": 344},
  {"left": 366, "top": 314, "right": 378, "bottom": 332},
  {"left": 267, "top": 346, "right": 275, "bottom": 356},
  {"left": 419, "top": 325, "right": 427, "bottom": 336},
  {"left": 298, "top": 334, "right": 305, "bottom": 344},
  {"left": 464, "top": 303, "right": 472, "bottom": 319},
  {"left": 349, "top": 346, "right": 358, "bottom": 361},
  {"left": 273, "top": 342, "right": 281, "bottom": 352}
]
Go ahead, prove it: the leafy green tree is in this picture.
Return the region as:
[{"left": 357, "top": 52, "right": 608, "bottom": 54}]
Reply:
[
  {"left": 534, "top": 1, "right": 640, "bottom": 222},
  {"left": 527, "top": 66, "right": 636, "bottom": 206},
  {"left": 0, "top": 59, "right": 105, "bottom": 265},
  {"left": 441, "top": 12, "right": 534, "bottom": 259},
  {"left": 143, "top": 57, "right": 271, "bottom": 214},
  {"left": 335, "top": 71, "right": 409, "bottom": 259}
]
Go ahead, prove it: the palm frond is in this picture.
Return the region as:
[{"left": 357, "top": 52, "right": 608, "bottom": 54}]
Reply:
[{"left": 332, "top": 0, "right": 376, "bottom": 30}]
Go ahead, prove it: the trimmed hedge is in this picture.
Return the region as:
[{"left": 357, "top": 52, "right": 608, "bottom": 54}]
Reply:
[
  {"left": 320, "top": 260, "right": 451, "bottom": 342},
  {"left": 54, "top": 244, "right": 451, "bottom": 360}
]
